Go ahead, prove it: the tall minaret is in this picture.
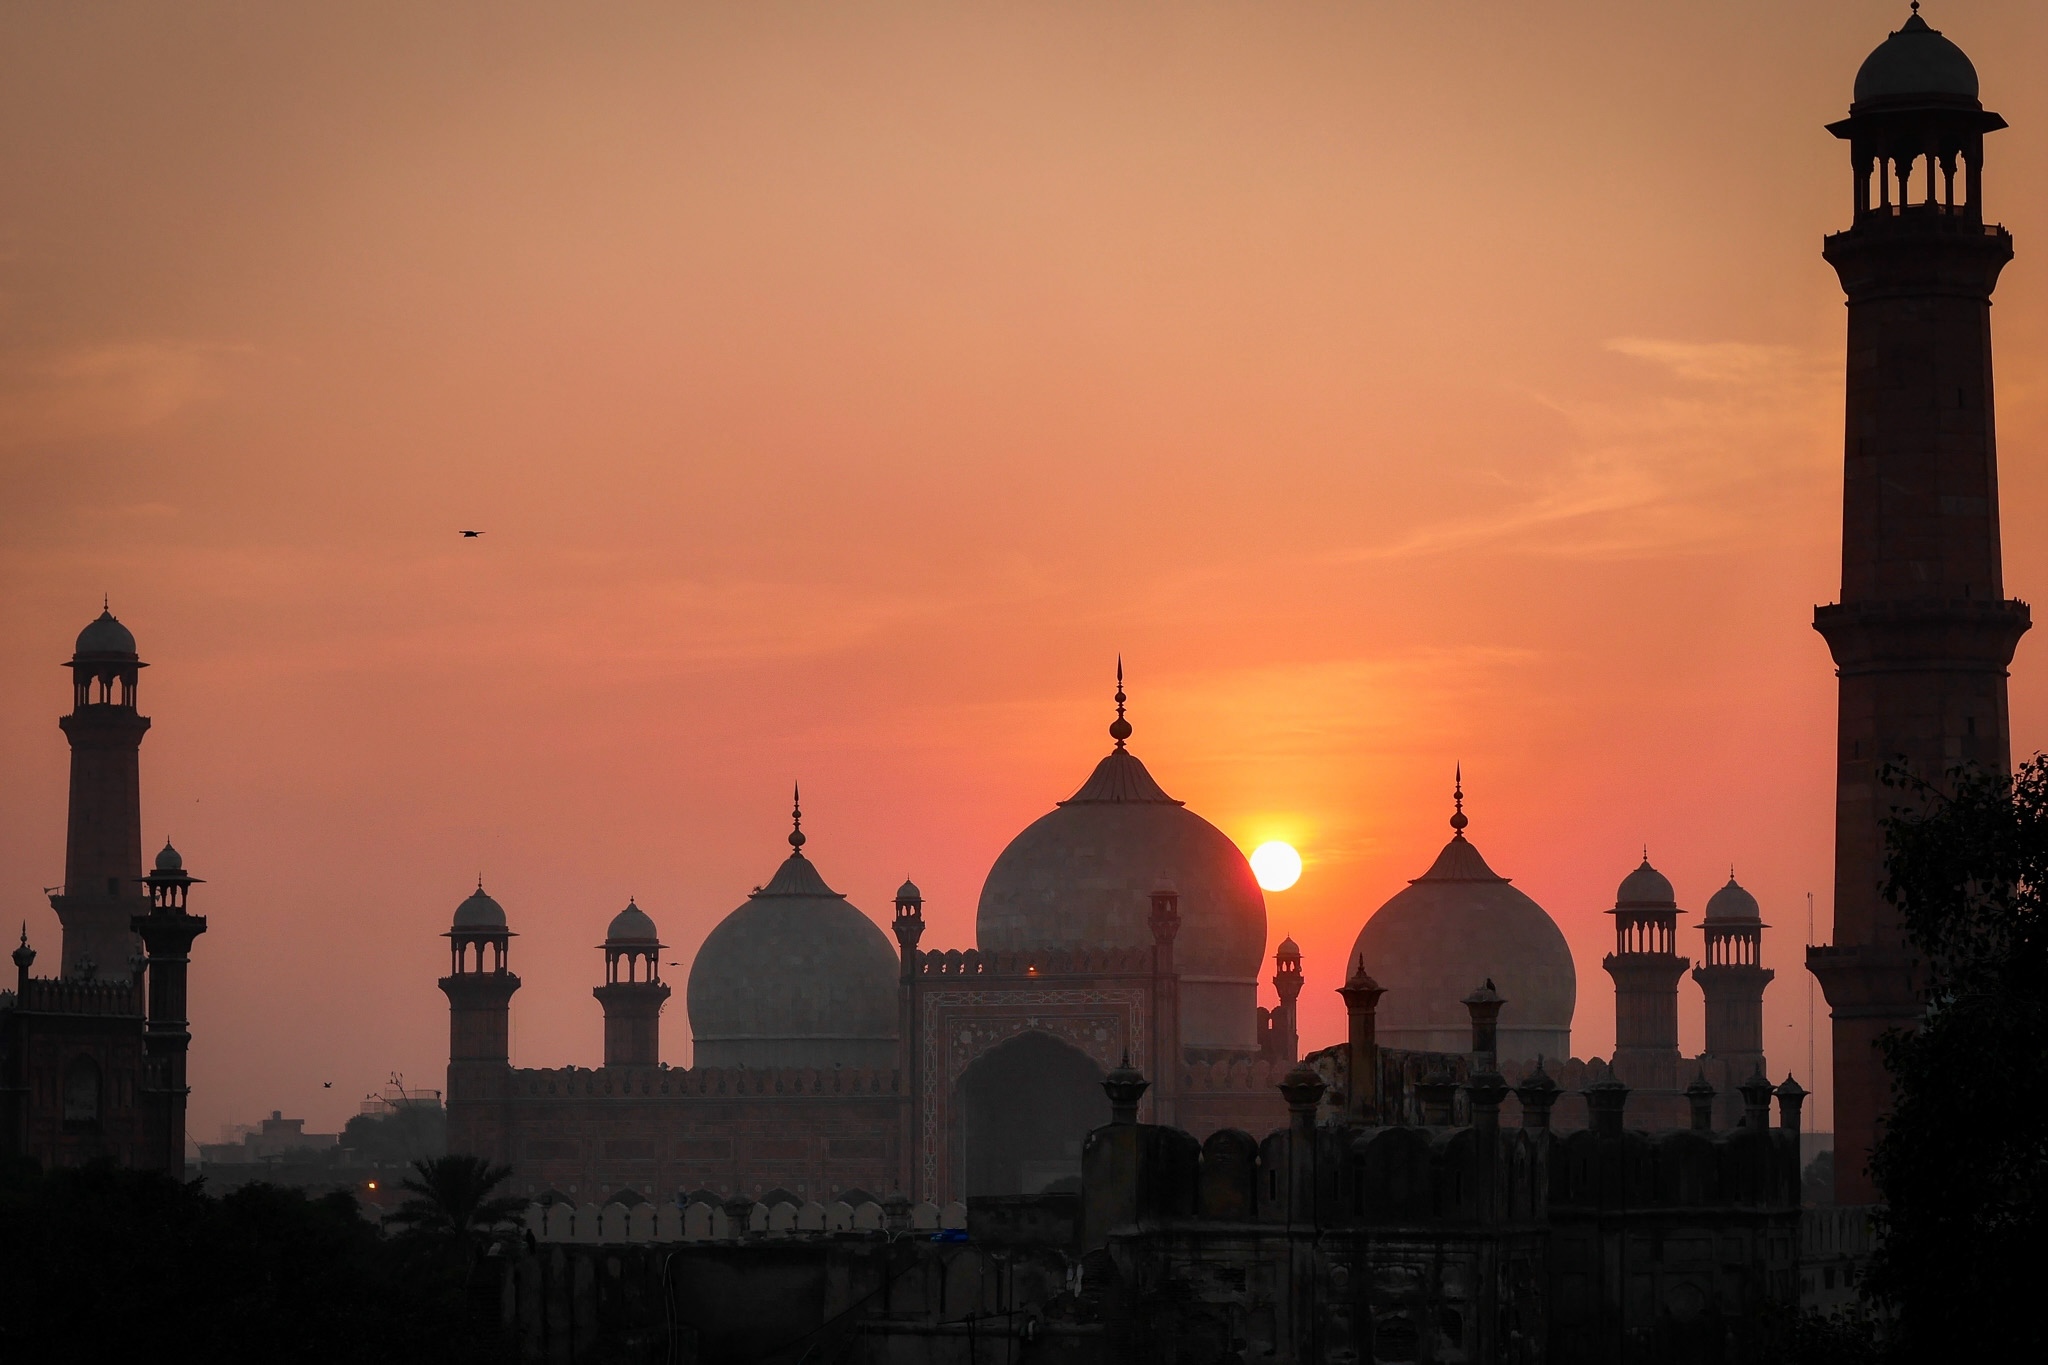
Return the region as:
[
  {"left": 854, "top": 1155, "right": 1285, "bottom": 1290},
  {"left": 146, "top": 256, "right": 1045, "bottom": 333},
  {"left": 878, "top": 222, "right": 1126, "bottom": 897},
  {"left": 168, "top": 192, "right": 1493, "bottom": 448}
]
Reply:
[
  {"left": 49, "top": 607, "right": 150, "bottom": 978},
  {"left": 1809, "top": 11, "right": 2028, "bottom": 1205},
  {"left": 1603, "top": 856, "right": 1687, "bottom": 1090},
  {"left": 593, "top": 899, "right": 669, "bottom": 1067}
]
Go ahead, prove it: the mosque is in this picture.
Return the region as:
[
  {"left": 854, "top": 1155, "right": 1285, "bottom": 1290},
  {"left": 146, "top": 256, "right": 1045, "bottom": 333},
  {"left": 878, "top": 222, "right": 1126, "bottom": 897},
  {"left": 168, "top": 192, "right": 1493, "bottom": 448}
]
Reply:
[{"left": 442, "top": 681, "right": 1778, "bottom": 1204}]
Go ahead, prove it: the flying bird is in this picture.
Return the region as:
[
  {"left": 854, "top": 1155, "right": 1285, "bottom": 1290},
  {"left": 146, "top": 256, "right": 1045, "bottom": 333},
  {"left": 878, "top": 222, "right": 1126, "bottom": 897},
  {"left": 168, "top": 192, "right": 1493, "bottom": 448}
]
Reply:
[
  {"left": 323, "top": 1081, "right": 332, "bottom": 1088},
  {"left": 459, "top": 530, "right": 484, "bottom": 538}
]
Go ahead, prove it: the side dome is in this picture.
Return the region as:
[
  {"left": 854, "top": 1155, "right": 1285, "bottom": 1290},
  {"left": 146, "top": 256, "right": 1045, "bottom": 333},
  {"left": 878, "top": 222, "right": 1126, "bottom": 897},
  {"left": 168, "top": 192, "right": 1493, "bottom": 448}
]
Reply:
[
  {"left": 606, "top": 898, "right": 660, "bottom": 944},
  {"left": 153, "top": 840, "right": 184, "bottom": 873},
  {"left": 1349, "top": 790, "right": 1575, "bottom": 1062},
  {"left": 453, "top": 885, "right": 506, "bottom": 930},
  {"left": 1704, "top": 875, "right": 1762, "bottom": 922},
  {"left": 687, "top": 833, "right": 898, "bottom": 1070},
  {"left": 75, "top": 608, "right": 137, "bottom": 658},
  {"left": 1615, "top": 856, "right": 1675, "bottom": 908},
  {"left": 1853, "top": 12, "right": 1978, "bottom": 106},
  {"left": 975, "top": 719, "right": 1267, "bottom": 1050}
]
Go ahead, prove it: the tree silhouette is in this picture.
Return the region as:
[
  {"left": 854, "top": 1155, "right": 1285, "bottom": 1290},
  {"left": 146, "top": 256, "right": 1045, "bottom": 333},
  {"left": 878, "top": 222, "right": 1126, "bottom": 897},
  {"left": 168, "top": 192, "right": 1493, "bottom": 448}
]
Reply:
[
  {"left": 1863, "top": 757, "right": 2048, "bottom": 1356},
  {"left": 387, "top": 1154, "right": 523, "bottom": 1271}
]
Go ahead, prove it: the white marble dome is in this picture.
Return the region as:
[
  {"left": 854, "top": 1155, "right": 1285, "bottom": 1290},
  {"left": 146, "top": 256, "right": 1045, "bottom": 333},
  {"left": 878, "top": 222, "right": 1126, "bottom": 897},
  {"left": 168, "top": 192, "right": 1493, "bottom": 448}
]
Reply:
[
  {"left": 1704, "top": 875, "right": 1763, "bottom": 923},
  {"left": 976, "top": 715, "right": 1267, "bottom": 1051},
  {"left": 687, "top": 832, "right": 898, "bottom": 1069},
  {"left": 1349, "top": 795, "right": 1575, "bottom": 1062}
]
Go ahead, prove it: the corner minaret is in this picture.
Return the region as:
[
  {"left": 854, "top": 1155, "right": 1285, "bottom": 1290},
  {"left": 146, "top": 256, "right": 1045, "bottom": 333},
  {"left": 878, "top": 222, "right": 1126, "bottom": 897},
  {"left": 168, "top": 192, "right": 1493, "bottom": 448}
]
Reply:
[
  {"left": 1809, "top": 10, "right": 2028, "bottom": 1205},
  {"left": 1693, "top": 874, "right": 1772, "bottom": 1075},
  {"left": 593, "top": 898, "right": 669, "bottom": 1067},
  {"left": 1603, "top": 855, "right": 1688, "bottom": 1089},
  {"left": 50, "top": 606, "right": 150, "bottom": 978},
  {"left": 135, "top": 840, "right": 207, "bottom": 1177},
  {"left": 441, "top": 884, "right": 519, "bottom": 1061}
]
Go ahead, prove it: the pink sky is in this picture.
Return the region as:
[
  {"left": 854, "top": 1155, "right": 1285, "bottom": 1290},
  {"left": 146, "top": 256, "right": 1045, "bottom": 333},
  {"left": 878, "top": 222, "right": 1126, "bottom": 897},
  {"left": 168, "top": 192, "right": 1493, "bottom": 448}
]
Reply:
[{"left": 6, "top": 2, "right": 2048, "bottom": 1141}]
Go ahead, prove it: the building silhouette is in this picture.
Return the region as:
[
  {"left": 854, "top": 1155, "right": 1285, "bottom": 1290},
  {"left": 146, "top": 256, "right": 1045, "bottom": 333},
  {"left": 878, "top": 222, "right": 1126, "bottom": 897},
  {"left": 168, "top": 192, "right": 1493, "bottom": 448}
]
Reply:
[
  {"left": 1806, "top": 7, "right": 2026, "bottom": 1206},
  {"left": 441, "top": 697, "right": 1780, "bottom": 1205},
  {"left": 0, "top": 610, "right": 207, "bottom": 1173}
]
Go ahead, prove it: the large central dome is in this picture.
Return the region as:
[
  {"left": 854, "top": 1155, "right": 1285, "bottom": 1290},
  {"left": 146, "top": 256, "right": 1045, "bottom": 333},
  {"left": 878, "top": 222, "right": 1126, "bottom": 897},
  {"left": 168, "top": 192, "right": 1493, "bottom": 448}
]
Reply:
[
  {"left": 976, "top": 689, "right": 1267, "bottom": 1050},
  {"left": 1349, "top": 783, "right": 1575, "bottom": 1062}
]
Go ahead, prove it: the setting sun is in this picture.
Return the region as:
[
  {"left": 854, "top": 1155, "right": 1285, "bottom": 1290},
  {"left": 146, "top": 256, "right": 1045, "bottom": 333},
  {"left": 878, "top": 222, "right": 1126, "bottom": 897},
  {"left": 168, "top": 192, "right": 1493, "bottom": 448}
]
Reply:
[{"left": 1249, "top": 841, "right": 1303, "bottom": 893}]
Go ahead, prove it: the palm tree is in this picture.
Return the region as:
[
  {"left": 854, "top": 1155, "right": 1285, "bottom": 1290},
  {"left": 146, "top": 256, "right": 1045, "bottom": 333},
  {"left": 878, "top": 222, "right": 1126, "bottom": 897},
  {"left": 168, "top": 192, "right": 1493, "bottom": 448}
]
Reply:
[{"left": 388, "top": 1154, "right": 523, "bottom": 1269}]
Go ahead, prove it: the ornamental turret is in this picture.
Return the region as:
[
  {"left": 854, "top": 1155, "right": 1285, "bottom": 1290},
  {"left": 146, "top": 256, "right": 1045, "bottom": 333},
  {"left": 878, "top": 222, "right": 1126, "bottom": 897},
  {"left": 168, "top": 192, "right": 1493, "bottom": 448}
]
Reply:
[
  {"left": 1603, "top": 855, "right": 1688, "bottom": 1089},
  {"left": 1693, "top": 874, "right": 1772, "bottom": 1074},
  {"left": 441, "top": 882, "right": 519, "bottom": 1065},
  {"left": 594, "top": 898, "right": 668, "bottom": 1067}
]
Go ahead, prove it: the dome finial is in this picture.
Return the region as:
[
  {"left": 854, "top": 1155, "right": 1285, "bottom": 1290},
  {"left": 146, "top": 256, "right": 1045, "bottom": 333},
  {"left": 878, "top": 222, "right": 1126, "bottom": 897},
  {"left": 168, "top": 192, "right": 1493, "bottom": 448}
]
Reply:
[
  {"left": 1449, "top": 763, "right": 1468, "bottom": 834},
  {"left": 789, "top": 781, "right": 806, "bottom": 851},
  {"left": 1109, "top": 656, "right": 1132, "bottom": 749}
]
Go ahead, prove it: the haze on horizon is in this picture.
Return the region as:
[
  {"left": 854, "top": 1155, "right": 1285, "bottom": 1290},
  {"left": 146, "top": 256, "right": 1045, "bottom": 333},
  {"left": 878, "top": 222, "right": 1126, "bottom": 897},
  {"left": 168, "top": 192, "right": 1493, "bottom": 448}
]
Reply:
[{"left": 7, "top": 1, "right": 2048, "bottom": 1142}]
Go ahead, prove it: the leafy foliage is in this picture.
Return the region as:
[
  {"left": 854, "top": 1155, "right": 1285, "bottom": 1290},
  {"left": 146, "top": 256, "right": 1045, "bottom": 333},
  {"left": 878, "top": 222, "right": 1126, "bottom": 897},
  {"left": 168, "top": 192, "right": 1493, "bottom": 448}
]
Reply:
[
  {"left": 0, "top": 1158, "right": 503, "bottom": 1362},
  {"left": 1863, "top": 756, "right": 2048, "bottom": 1356},
  {"left": 341, "top": 1101, "right": 447, "bottom": 1166},
  {"left": 388, "top": 1153, "right": 523, "bottom": 1267}
]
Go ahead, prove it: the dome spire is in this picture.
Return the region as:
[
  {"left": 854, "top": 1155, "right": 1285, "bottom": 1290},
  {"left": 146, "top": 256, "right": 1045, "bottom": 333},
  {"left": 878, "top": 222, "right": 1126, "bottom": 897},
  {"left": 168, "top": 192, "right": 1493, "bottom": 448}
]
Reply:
[
  {"left": 1449, "top": 763, "right": 1468, "bottom": 835},
  {"left": 1110, "top": 656, "right": 1131, "bottom": 749},
  {"left": 789, "top": 781, "right": 806, "bottom": 851}
]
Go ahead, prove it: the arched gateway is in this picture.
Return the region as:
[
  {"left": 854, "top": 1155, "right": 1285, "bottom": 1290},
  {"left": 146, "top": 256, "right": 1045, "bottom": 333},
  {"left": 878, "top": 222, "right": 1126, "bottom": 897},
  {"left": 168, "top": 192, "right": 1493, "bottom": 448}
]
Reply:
[{"left": 959, "top": 1031, "right": 1108, "bottom": 1195}]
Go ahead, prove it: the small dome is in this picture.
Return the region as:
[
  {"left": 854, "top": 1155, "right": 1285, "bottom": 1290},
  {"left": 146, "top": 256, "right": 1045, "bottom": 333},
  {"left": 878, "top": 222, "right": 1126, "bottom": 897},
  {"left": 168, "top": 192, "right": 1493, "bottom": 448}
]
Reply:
[
  {"left": 153, "top": 841, "right": 183, "bottom": 873},
  {"left": 1615, "top": 857, "right": 1676, "bottom": 909},
  {"left": 1853, "top": 12, "right": 1979, "bottom": 106},
  {"left": 453, "top": 886, "right": 506, "bottom": 930},
  {"left": 896, "top": 879, "right": 922, "bottom": 903},
  {"left": 1704, "top": 875, "right": 1762, "bottom": 922},
  {"left": 606, "top": 898, "right": 660, "bottom": 945},
  {"left": 687, "top": 845, "right": 898, "bottom": 1069},
  {"left": 1276, "top": 935, "right": 1301, "bottom": 958},
  {"left": 75, "top": 609, "right": 137, "bottom": 658},
  {"left": 1350, "top": 798, "right": 1575, "bottom": 1061}
]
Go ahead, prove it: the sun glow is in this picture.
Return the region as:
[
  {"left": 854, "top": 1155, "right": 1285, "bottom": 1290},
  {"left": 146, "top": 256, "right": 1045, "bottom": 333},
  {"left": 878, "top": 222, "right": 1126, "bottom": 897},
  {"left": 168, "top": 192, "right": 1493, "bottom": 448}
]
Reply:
[{"left": 1249, "top": 841, "right": 1303, "bottom": 892}]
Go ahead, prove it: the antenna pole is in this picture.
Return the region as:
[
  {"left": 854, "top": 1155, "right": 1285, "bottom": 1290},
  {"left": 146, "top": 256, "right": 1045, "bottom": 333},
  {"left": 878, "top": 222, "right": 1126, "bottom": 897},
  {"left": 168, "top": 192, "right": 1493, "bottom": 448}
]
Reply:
[{"left": 1806, "top": 891, "right": 1816, "bottom": 1128}]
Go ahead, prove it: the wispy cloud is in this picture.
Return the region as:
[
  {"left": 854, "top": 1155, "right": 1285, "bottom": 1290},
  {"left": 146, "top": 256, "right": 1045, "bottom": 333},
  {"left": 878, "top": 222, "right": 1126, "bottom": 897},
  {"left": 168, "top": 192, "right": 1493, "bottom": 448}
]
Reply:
[
  {"left": 1336, "top": 337, "right": 1836, "bottom": 562},
  {"left": 0, "top": 340, "right": 243, "bottom": 448}
]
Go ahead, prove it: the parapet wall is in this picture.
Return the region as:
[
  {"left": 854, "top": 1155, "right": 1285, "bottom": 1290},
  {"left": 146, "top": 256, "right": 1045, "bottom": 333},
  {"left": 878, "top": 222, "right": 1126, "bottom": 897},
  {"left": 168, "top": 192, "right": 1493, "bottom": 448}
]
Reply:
[
  {"left": 917, "top": 946, "right": 1153, "bottom": 978},
  {"left": 7, "top": 977, "right": 143, "bottom": 1017},
  {"left": 496, "top": 1063, "right": 901, "bottom": 1099},
  {"left": 514, "top": 1195, "right": 965, "bottom": 1244}
]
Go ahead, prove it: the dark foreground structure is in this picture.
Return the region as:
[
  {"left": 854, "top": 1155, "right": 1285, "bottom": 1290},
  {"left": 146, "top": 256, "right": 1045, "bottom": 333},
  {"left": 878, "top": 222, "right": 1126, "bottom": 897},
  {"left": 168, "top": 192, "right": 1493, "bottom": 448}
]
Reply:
[{"left": 486, "top": 973, "right": 1804, "bottom": 1364}]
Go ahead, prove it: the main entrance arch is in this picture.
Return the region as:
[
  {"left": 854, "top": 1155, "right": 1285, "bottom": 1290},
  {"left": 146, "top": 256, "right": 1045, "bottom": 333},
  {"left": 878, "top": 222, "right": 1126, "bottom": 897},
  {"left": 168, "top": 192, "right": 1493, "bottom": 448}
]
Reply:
[{"left": 958, "top": 1031, "right": 1109, "bottom": 1196}]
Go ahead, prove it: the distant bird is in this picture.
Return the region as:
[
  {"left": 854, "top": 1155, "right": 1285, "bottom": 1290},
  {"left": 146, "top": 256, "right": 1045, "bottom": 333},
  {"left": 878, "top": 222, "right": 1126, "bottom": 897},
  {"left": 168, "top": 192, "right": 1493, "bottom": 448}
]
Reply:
[
  {"left": 323, "top": 1081, "right": 333, "bottom": 1088},
  {"left": 459, "top": 530, "right": 484, "bottom": 538}
]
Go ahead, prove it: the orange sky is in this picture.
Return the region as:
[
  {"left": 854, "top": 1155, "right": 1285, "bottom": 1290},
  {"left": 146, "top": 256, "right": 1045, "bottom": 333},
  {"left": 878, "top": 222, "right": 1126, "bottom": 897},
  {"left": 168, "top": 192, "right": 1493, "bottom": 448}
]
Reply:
[{"left": 6, "top": 2, "right": 2048, "bottom": 1142}]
